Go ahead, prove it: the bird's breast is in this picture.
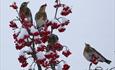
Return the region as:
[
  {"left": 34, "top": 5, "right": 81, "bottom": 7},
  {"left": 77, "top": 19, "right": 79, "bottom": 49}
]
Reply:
[
  {"left": 83, "top": 50, "right": 93, "bottom": 61},
  {"left": 36, "top": 19, "right": 45, "bottom": 27}
]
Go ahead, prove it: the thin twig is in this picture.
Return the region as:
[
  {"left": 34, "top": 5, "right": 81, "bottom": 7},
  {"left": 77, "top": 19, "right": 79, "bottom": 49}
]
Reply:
[
  {"left": 29, "top": 61, "right": 35, "bottom": 69},
  {"left": 56, "top": 18, "right": 61, "bottom": 23},
  {"left": 63, "top": 45, "right": 69, "bottom": 50},
  {"left": 12, "top": 18, "right": 19, "bottom": 21},
  {"left": 51, "top": 28, "right": 53, "bottom": 34},
  {"left": 57, "top": 17, "right": 63, "bottom": 20},
  {"left": 56, "top": 60, "right": 65, "bottom": 65},
  {"left": 109, "top": 67, "right": 115, "bottom": 70},
  {"left": 27, "top": 56, "right": 32, "bottom": 59},
  {"left": 89, "top": 63, "right": 92, "bottom": 70},
  {"left": 94, "top": 66, "right": 103, "bottom": 70},
  {"left": 54, "top": 8, "right": 58, "bottom": 19},
  {"left": 51, "top": 64, "right": 56, "bottom": 70},
  {"left": 15, "top": 9, "right": 22, "bottom": 23},
  {"left": 32, "top": 36, "right": 42, "bottom": 70}
]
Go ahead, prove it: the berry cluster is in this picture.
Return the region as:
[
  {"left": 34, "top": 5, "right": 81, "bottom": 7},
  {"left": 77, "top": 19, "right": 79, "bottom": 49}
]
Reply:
[{"left": 10, "top": 0, "right": 72, "bottom": 70}]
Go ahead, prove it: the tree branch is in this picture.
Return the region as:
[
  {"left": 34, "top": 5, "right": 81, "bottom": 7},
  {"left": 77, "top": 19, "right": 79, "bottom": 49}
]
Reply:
[
  {"left": 51, "top": 64, "right": 56, "bottom": 70},
  {"left": 15, "top": 9, "right": 22, "bottom": 23},
  {"left": 32, "top": 36, "right": 42, "bottom": 70},
  {"left": 110, "top": 67, "right": 115, "bottom": 70},
  {"left": 55, "top": 8, "right": 58, "bottom": 19},
  {"left": 89, "top": 63, "right": 92, "bottom": 70}
]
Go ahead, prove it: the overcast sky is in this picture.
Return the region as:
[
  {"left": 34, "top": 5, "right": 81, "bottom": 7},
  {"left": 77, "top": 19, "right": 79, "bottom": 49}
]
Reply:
[{"left": 0, "top": 0, "right": 115, "bottom": 70}]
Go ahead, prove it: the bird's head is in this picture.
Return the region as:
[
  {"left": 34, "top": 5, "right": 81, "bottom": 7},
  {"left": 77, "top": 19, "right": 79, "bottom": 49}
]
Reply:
[
  {"left": 21, "top": 1, "right": 29, "bottom": 7},
  {"left": 85, "top": 43, "right": 90, "bottom": 47},
  {"left": 41, "top": 4, "right": 47, "bottom": 8},
  {"left": 85, "top": 43, "right": 91, "bottom": 52},
  {"left": 39, "top": 4, "right": 47, "bottom": 12}
]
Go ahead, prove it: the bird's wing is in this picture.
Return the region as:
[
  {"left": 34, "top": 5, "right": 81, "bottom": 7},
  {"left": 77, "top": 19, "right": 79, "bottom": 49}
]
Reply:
[
  {"left": 35, "top": 12, "right": 45, "bottom": 28},
  {"left": 91, "top": 47, "right": 106, "bottom": 61},
  {"left": 88, "top": 46, "right": 95, "bottom": 53},
  {"left": 35, "top": 12, "right": 42, "bottom": 20},
  {"left": 19, "top": 7, "right": 25, "bottom": 19},
  {"left": 43, "top": 12, "right": 47, "bottom": 21},
  {"left": 25, "top": 7, "right": 33, "bottom": 23}
]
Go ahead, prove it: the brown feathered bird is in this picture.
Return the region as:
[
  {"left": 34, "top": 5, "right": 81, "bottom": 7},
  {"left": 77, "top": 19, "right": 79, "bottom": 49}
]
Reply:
[
  {"left": 83, "top": 43, "right": 111, "bottom": 65},
  {"left": 35, "top": 4, "right": 47, "bottom": 29},
  {"left": 19, "top": 1, "right": 33, "bottom": 24}
]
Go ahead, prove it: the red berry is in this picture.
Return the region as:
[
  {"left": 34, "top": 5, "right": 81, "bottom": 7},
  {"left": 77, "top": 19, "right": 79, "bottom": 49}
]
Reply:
[
  {"left": 9, "top": 21, "right": 18, "bottom": 29},
  {"left": 62, "top": 50, "right": 72, "bottom": 57},
  {"left": 21, "top": 62, "right": 28, "bottom": 67},
  {"left": 58, "top": 27, "right": 66, "bottom": 32},
  {"left": 18, "top": 55, "right": 26, "bottom": 63},
  {"left": 62, "top": 64, "right": 70, "bottom": 70},
  {"left": 33, "top": 32, "right": 39, "bottom": 36},
  {"left": 10, "top": 2, "right": 18, "bottom": 9}
]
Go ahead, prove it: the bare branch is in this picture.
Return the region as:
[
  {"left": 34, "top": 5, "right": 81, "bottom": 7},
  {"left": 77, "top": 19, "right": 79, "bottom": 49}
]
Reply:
[{"left": 89, "top": 63, "right": 92, "bottom": 70}]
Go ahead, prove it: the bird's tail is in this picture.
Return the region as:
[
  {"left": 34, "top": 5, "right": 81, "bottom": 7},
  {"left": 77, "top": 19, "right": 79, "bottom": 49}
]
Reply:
[{"left": 105, "top": 59, "right": 111, "bottom": 64}]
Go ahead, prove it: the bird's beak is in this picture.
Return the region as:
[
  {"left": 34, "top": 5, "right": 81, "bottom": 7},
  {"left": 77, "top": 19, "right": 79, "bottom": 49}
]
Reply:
[{"left": 44, "top": 4, "right": 47, "bottom": 6}]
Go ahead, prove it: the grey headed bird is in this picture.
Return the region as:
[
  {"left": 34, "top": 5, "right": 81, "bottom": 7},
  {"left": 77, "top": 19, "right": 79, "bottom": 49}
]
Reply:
[
  {"left": 83, "top": 43, "right": 111, "bottom": 65},
  {"left": 19, "top": 1, "right": 33, "bottom": 24},
  {"left": 35, "top": 4, "right": 47, "bottom": 30}
]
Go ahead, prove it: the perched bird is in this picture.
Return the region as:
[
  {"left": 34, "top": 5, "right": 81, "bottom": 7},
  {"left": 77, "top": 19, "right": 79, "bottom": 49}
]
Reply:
[
  {"left": 19, "top": 1, "right": 33, "bottom": 24},
  {"left": 46, "top": 34, "right": 59, "bottom": 52},
  {"left": 83, "top": 43, "right": 111, "bottom": 65},
  {"left": 35, "top": 4, "right": 47, "bottom": 29},
  {"left": 48, "top": 34, "right": 59, "bottom": 45}
]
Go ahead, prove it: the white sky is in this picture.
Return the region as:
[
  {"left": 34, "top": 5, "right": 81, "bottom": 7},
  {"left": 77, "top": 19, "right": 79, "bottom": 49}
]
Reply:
[{"left": 0, "top": 0, "right": 115, "bottom": 70}]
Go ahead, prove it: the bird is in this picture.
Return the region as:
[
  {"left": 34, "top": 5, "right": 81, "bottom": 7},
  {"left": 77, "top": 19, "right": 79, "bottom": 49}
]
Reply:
[
  {"left": 35, "top": 4, "right": 47, "bottom": 30},
  {"left": 83, "top": 43, "right": 111, "bottom": 65},
  {"left": 19, "top": 1, "right": 33, "bottom": 24},
  {"left": 48, "top": 34, "right": 59, "bottom": 45},
  {"left": 46, "top": 34, "right": 59, "bottom": 52}
]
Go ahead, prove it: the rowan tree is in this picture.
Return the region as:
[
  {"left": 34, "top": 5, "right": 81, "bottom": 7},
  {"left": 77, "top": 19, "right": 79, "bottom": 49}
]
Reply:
[{"left": 9, "top": 0, "right": 72, "bottom": 70}]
